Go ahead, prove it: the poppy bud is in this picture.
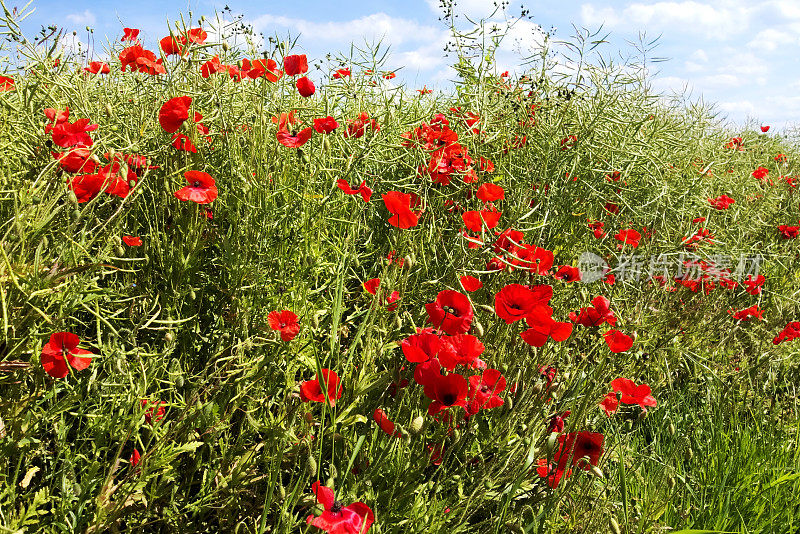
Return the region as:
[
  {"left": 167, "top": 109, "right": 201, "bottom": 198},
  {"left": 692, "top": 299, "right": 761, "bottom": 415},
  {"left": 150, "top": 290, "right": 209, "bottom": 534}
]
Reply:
[
  {"left": 685, "top": 448, "right": 693, "bottom": 462},
  {"left": 545, "top": 432, "right": 559, "bottom": 455},
  {"left": 306, "top": 455, "right": 317, "bottom": 477},
  {"left": 72, "top": 208, "right": 81, "bottom": 221},
  {"left": 67, "top": 191, "right": 79, "bottom": 207},
  {"left": 473, "top": 320, "right": 484, "bottom": 337},
  {"left": 409, "top": 415, "right": 424, "bottom": 434},
  {"left": 304, "top": 411, "right": 314, "bottom": 423},
  {"left": 222, "top": 42, "right": 229, "bottom": 51},
  {"left": 404, "top": 255, "right": 414, "bottom": 268},
  {"left": 668, "top": 422, "right": 676, "bottom": 436},
  {"left": 479, "top": 304, "right": 495, "bottom": 314},
  {"left": 329, "top": 465, "right": 338, "bottom": 479},
  {"left": 394, "top": 315, "right": 403, "bottom": 330},
  {"left": 589, "top": 465, "right": 603, "bottom": 478},
  {"left": 104, "top": 104, "right": 113, "bottom": 117},
  {"left": 322, "top": 135, "right": 331, "bottom": 152},
  {"left": 165, "top": 331, "right": 175, "bottom": 343},
  {"left": 277, "top": 484, "right": 286, "bottom": 500},
  {"left": 610, "top": 518, "right": 621, "bottom": 534},
  {"left": 175, "top": 374, "right": 184, "bottom": 388},
  {"left": 667, "top": 476, "right": 676, "bottom": 490},
  {"left": 116, "top": 245, "right": 125, "bottom": 256},
  {"left": 531, "top": 381, "right": 543, "bottom": 395}
]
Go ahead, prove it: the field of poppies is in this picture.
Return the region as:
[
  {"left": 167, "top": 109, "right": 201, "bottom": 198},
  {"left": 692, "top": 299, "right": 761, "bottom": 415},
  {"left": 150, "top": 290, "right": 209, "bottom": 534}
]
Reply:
[{"left": 2, "top": 4, "right": 800, "bottom": 533}]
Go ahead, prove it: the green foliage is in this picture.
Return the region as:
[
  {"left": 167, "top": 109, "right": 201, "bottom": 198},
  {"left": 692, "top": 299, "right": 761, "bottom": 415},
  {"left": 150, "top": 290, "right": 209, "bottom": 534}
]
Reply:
[{"left": 1, "top": 4, "right": 799, "bottom": 533}]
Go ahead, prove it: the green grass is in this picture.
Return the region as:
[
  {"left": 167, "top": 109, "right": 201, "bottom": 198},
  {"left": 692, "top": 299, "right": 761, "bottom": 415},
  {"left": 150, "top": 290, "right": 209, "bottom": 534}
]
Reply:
[{"left": 1, "top": 4, "right": 800, "bottom": 533}]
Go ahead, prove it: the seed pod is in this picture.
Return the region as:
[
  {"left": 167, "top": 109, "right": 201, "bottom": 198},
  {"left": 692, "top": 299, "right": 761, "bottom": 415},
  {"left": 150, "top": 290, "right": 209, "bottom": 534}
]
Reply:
[
  {"left": 306, "top": 455, "right": 317, "bottom": 477},
  {"left": 473, "top": 320, "right": 484, "bottom": 337},
  {"left": 609, "top": 518, "right": 621, "bottom": 534},
  {"left": 545, "top": 432, "right": 559, "bottom": 455},
  {"left": 409, "top": 415, "right": 424, "bottom": 434},
  {"left": 104, "top": 103, "right": 113, "bottom": 117},
  {"left": 222, "top": 42, "right": 230, "bottom": 51},
  {"left": 668, "top": 422, "right": 676, "bottom": 436},
  {"left": 685, "top": 448, "right": 694, "bottom": 461}
]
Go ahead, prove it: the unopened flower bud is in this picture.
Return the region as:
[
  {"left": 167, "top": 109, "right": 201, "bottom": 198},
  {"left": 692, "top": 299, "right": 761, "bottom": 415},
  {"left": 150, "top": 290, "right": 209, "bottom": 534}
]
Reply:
[
  {"left": 609, "top": 518, "right": 621, "bottom": 534},
  {"left": 545, "top": 432, "right": 559, "bottom": 455},
  {"left": 409, "top": 415, "right": 424, "bottom": 434}
]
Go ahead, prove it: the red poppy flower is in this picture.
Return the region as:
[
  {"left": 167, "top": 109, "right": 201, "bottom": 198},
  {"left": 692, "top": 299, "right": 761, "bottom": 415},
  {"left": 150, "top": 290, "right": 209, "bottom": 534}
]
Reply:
[
  {"left": 44, "top": 107, "right": 69, "bottom": 128},
  {"left": 467, "top": 368, "right": 506, "bottom": 414},
  {"left": 300, "top": 369, "right": 342, "bottom": 406},
  {"left": 69, "top": 172, "right": 107, "bottom": 203},
  {"left": 284, "top": 54, "right": 308, "bottom": 76},
  {"left": 363, "top": 278, "right": 380, "bottom": 295},
  {"left": 520, "top": 307, "right": 573, "bottom": 347},
  {"left": 600, "top": 377, "right": 657, "bottom": 416},
  {"left": 267, "top": 310, "right": 300, "bottom": 341},
  {"left": 570, "top": 296, "right": 616, "bottom": 327},
  {"left": 306, "top": 481, "right": 374, "bottom": 534},
  {"left": 51, "top": 118, "right": 99, "bottom": 148},
  {"left": 511, "top": 244, "right": 553, "bottom": 275},
  {"left": 141, "top": 399, "right": 166, "bottom": 424},
  {"left": 174, "top": 170, "right": 217, "bottom": 204},
  {"left": 373, "top": 408, "right": 400, "bottom": 437},
  {"left": 383, "top": 71, "right": 396, "bottom": 79},
  {"left": 494, "top": 284, "right": 552, "bottom": 324},
  {"left": 172, "top": 133, "right": 197, "bottom": 152},
  {"left": 159, "top": 96, "right": 192, "bottom": 133},
  {"left": 548, "top": 410, "right": 570, "bottom": 433},
  {"left": 729, "top": 305, "right": 764, "bottom": 321},
  {"left": 52, "top": 148, "right": 96, "bottom": 174},
  {"left": 0, "top": 75, "right": 14, "bottom": 91},
  {"left": 130, "top": 449, "right": 141, "bottom": 467},
  {"left": 536, "top": 458, "right": 572, "bottom": 488},
  {"left": 693, "top": 217, "right": 706, "bottom": 224},
  {"left": 160, "top": 35, "right": 186, "bottom": 56},
  {"left": 778, "top": 225, "right": 799, "bottom": 239},
  {"left": 560, "top": 135, "right": 577, "bottom": 150},
  {"left": 708, "top": 195, "right": 735, "bottom": 210},
  {"left": 277, "top": 127, "right": 313, "bottom": 148},
  {"left": 187, "top": 27, "right": 207, "bottom": 43},
  {"left": 773, "top": 321, "right": 800, "bottom": 345},
  {"left": 615, "top": 228, "right": 641, "bottom": 248},
  {"left": 459, "top": 275, "right": 483, "bottom": 292},
  {"left": 119, "top": 45, "right": 165, "bottom": 74},
  {"left": 493, "top": 228, "right": 524, "bottom": 253},
  {"left": 333, "top": 68, "right": 351, "bottom": 78},
  {"left": 122, "top": 28, "right": 140, "bottom": 41},
  {"left": 40, "top": 332, "right": 94, "bottom": 378},
  {"left": 447, "top": 333, "right": 485, "bottom": 369},
  {"left": 752, "top": 167, "right": 769, "bottom": 180},
  {"left": 296, "top": 76, "right": 315, "bottom": 97},
  {"left": 554, "top": 431, "right": 604, "bottom": 471},
  {"left": 743, "top": 274, "right": 765, "bottom": 295},
  {"left": 425, "top": 289, "right": 474, "bottom": 335},
  {"left": 84, "top": 61, "right": 110, "bottom": 74},
  {"left": 761, "top": 125, "right": 770, "bottom": 133},
  {"left": 476, "top": 183, "right": 504, "bottom": 202},
  {"left": 382, "top": 191, "right": 420, "bottom": 229},
  {"left": 337, "top": 179, "right": 372, "bottom": 203},
  {"left": 425, "top": 373, "right": 468, "bottom": 415},
  {"left": 344, "top": 112, "right": 379, "bottom": 138},
  {"left": 554, "top": 265, "right": 581, "bottom": 282},
  {"left": 604, "top": 202, "right": 620, "bottom": 215},
  {"left": 123, "top": 235, "right": 143, "bottom": 246},
  {"left": 604, "top": 329, "right": 633, "bottom": 352},
  {"left": 462, "top": 209, "right": 501, "bottom": 232},
  {"left": 314, "top": 116, "right": 339, "bottom": 133},
  {"left": 201, "top": 56, "right": 227, "bottom": 78}
]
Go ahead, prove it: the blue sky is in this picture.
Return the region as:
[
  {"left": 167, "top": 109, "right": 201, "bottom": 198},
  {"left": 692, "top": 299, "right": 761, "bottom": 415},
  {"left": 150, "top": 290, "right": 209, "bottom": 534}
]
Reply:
[{"left": 13, "top": 0, "right": 800, "bottom": 130}]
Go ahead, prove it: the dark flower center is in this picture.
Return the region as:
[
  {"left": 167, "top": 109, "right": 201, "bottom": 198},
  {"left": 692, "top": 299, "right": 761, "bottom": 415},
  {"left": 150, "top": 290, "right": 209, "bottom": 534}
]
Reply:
[
  {"left": 442, "top": 305, "right": 459, "bottom": 317},
  {"left": 331, "top": 501, "right": 343, "bottom": 514},
  {"left": 193, "top": 181, "right": 201, "bottom": 187},
  {"left": 442, "top": 393, "right": 456, "bottom": 406}
]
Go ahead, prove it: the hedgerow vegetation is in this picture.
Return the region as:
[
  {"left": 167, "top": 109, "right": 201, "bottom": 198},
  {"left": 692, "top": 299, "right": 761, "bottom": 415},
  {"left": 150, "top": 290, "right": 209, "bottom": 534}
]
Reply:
[{"left": 1, "top": 2, "right": 800, "bottom": 533}]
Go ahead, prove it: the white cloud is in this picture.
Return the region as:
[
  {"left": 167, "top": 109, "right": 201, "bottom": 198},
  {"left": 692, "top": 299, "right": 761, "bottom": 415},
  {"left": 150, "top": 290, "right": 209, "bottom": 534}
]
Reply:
[
  {"left": 580, "top": 2, "right": 755, "bottom": 39},
  {"left": 66, "top": 9, "right": 96, "bottom": 26},
  {"left": 690, "top": 49, "right": 708, "bottom": 62},
  {"left": 251, "top": 13, "right": 441, "bottom": 47},
  {"left": 747, "top": 28, "right": 796, "bottom": 51}
]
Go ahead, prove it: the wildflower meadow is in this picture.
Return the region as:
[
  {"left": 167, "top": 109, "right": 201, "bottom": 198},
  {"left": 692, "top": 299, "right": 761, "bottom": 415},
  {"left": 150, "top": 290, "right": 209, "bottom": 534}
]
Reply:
[{"left": 1, "top": 2, "right": 800, "bottom": 532}]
